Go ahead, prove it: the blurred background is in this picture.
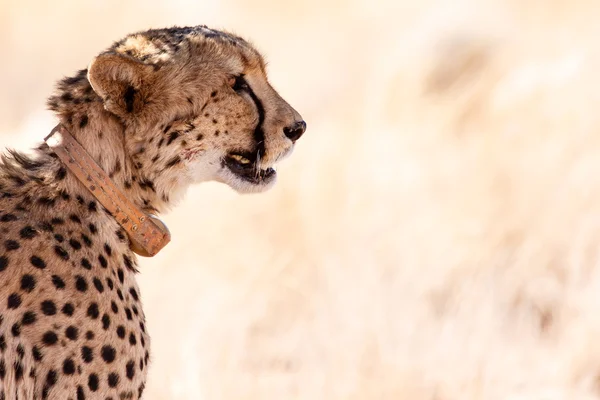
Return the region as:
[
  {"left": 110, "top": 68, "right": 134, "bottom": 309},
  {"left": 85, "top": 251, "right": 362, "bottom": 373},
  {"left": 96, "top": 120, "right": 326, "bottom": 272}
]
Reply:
[{"left": 2, "top": 0, "right": 600, "bottom": 398}]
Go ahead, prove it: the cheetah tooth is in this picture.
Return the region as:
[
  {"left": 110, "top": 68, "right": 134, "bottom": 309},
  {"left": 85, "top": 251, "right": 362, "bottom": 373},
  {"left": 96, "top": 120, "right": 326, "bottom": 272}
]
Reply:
[{"left": 231, "top": 154, "right": 251, "bottom": 164}]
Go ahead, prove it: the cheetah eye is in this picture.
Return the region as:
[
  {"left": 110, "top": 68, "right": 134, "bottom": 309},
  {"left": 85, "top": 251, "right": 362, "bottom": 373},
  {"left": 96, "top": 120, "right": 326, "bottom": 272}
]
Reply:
[{"left": 230, "top": 75, "right": 249, "bottom": 92}]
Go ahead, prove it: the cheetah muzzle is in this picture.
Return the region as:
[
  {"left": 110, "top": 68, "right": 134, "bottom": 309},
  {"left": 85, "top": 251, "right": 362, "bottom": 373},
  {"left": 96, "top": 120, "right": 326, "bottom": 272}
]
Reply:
[{"left": 0, "top": 25, "right": 305, "bottom": 400}]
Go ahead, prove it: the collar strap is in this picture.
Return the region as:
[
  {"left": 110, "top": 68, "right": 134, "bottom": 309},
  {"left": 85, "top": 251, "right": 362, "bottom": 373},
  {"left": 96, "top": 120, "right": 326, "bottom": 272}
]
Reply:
[{"left": 44, "top": 124, "right": 171, "bottom": 257}]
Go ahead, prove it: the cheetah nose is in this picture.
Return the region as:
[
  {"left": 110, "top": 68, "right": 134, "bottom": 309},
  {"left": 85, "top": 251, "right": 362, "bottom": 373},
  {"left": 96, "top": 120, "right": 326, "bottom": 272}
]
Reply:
[{"left": 283, "top": 121, "right": 306, "bottom": 142}]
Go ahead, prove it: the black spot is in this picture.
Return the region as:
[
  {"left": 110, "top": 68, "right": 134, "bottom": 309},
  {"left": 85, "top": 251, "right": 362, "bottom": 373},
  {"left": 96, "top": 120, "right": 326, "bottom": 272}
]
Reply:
[
  {"left": 126, "top": 361, "right": 135, "bottom": 380},
  {"left": 69, "top": 238, "right": 82, "bottom": 250},
  {"left": 19, "top": 226, "right": 37, "bottom": 239},
  {"left": 87, "top": 303, "right": 99, "bottom": 319},
  {"left": 54, "top": 245, "right": 70, "bottom": 261},
  {"left": 7, "top": 293, "right": 21, "bottom": 309},
  {"left": 88, "top": 201, "right": 97, "bottom": 213},
  {"left": 117, "top": 269, "right": 125, "bottom": 284},
  {"left": 102, "top": 314, "right": 110, "bottom": 330},
  {"left": 93, "top": 278, "right": 104, "bottom": 293},
  {"left": 165, "top": 156, "right": 181, "bottom": 168},
  {"left": 7, "top": 175, "right": 25, "bottom": 186},
  {"left": 81, "top": 233, "right": 93, "bottom": 247},
  {"left": 16, "top": 344, "right": 24, "bottom": 358},
  {"left": 55, "top": 167, "right": 67, "bottom": 180},
  {"left": 61, "top": 92, "right": 73, "bottom": 102},
  {"left": 14, "top": 361, "right": 23, "bottom": 380},
  {"left": 111, "top": 301, "right": 118, "bottom": 314},
  {"left": 0, "top": 214, "right": 17, "bottom": 222},
  {"left": 98, "top": 255, "right": 108, "bottom": 269},
  {"left": 50, "top": 217, "right": 65, "bottom": 226},
  {"left": 108, "top": 372, "right": 119, "bottom": 387},
  {"left": 117, "top": 289, "right": 124, "bottom": 301},
  {"left": 88, "top": 373, "right": 99, "bottom": 391},
  {"left": 79, "top": 115, "right": 89, "bottom": 129},
  {"left": 42, "top": 331, "right": 58, "bottom": 345},
  {"left": 76, "top": 195, "right": 85, "bottom": 205},
  {"left": 63, "top": 358, "right": 75, "bottom": 375},
  {"left": 81, "top": 258, "right": 92, "bottom": 270},
  {"left": 30, "top": 255, "right": 46, "bottom": 269},
  {"left": 167, "top": 131, "right": 181, "bottom": 145},
  {"left": 46, "top": 369, "right": 58, "bottom": 386},
  {"left": 51, "top": 275, "right": 66, "bottom": 290},
  {"left": 138, "top": 178, "right": 156, "bottom": 192},
  {"left": 129, "top": 288, "right": 139, "bottom": 301},
  {"left": 196, "top": 133, "right": 204, "bottom": 141},
  {"left": 125, "top": 308, "right": 133, "bottom": 320},
  {"left": 69, "top": 214, "right": 82, "bottom": 224},
  {"left": 101, "top": 345, "right": 116, "bottom": 363},
  {"left": 20, "top": 274, "right": 36, "bottom": 292},
  {"left": 53, "top": 234, "right": 65, "bottom": 242},
  {"left": 85, "top": 331, "right": 94, "bottom": 340},
  {"left": 124, "top": 255, "right": 135, "bottom": 271},
  {"left": 32, "top": 346, "right": 43, "bottom": 361},
  {"left": 4, "top": 240, "right": 19, "bottom": 251},
  {"left": 0, "top": 335, "right": 5, "bottom": 352},
  {"left": 77, "top": 385, "right": 86, "bottom": 400},
  {"left": 59, "top": 190, "right": 70, "bottom": 201},
  {"left": 107, "top": 278, "right": 114, "bottom": 290},
  {"left": 41, "top": 300, "right": 57, "bottom": 316},
  {"left": 66, "top": 326, "right": 79, "bottom": 340},
  {"left": 104, "top": 243, "right": 112, "bottom": 256},
  {"left": 88, "top": 223, "right": 97, "bottom": 234},
  {"left": 38, "top": 197, "right": 56, "bottom": 207},
  {"left": 62, "top": 303, "right": 75, "bottom": 316},
  {"left": 38, "top": 221, "right": 53, "bottom": 232},
  {"left": 0, "top": 256, "right": 7, "bottom": 272},
  {"left": 81, "top": 346, "right": 93, "bottom": 363},
  {"left": 116, "top": 326, "right": 126, "bottom": 339},
  {"left": 129, "top": 333, "right": 137, "bottom": 346},
  {"left": 124, "top": 85, "right": 136, "bottom": 113},
  {"left": 22, "top": 311, "right": 36, "bottom": 325},
  {"left": 0, "top": 360, "right": 4, "bottom": 380},
  {"left": 11, "top": 323, "right": 20, "bottom": 337},
  {"left": 75, "top": 276, "right": 88, "bottom": 292}
]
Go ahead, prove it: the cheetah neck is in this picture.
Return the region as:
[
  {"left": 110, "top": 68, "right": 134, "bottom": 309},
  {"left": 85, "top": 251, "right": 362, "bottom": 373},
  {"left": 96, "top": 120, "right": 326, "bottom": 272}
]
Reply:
[{"left": 44, "top": 124, "right": 171, "bottom": 257}]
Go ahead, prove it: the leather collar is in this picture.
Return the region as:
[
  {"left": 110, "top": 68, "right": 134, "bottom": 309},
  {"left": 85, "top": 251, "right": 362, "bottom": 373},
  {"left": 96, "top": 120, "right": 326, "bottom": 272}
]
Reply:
[{"left": 44, "top": 124, "right": 171, "bottom": 257}]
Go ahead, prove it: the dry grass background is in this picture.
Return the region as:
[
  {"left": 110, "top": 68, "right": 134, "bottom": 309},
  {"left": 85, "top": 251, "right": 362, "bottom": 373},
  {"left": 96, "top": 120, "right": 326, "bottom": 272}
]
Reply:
[{"left": 2, "top": 0, "right": 600, "bottom": 398}]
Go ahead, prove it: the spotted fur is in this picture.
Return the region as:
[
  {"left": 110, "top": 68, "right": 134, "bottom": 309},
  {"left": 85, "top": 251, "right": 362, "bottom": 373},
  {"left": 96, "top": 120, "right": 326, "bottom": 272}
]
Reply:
[{"left": 0, "top": 25, "right": 305, "bottom": 399}]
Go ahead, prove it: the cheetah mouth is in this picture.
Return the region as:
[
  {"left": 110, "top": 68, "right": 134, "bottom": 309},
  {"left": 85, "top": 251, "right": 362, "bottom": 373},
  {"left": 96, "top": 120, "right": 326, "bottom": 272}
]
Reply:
[{"left": 223, "top": 153, "right": 276, "bottom": 185}]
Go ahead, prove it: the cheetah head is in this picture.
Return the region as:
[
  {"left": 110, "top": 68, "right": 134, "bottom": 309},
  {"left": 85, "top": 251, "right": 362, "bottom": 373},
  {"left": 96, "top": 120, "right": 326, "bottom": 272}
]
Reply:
[{"left": 86, "top": 26, "right": 305, "bottom": 195}]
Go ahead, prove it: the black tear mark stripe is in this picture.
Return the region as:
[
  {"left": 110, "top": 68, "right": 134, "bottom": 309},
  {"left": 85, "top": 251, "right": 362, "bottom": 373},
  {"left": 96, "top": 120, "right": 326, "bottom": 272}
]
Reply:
[{"left": 243, "top": 78, "right": 266, "bottom": 159}]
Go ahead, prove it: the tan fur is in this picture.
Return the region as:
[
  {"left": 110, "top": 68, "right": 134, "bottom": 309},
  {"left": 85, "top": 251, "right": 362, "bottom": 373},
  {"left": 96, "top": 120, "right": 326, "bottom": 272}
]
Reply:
[{"left": 0, "top": 25, "right": 305, "bottom": 399}]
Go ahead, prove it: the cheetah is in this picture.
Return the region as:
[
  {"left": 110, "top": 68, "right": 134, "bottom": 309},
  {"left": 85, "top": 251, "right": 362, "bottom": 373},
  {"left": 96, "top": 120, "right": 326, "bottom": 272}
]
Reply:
[{"left": 0, "top": 25, "right": 305, "bottom": 399}]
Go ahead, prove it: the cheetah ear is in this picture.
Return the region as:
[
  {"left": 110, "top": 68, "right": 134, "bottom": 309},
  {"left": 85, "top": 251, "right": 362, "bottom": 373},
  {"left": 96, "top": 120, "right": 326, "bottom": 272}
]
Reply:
[{"left": 88, "top": 53, "right": 154, "bottom": 117}]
